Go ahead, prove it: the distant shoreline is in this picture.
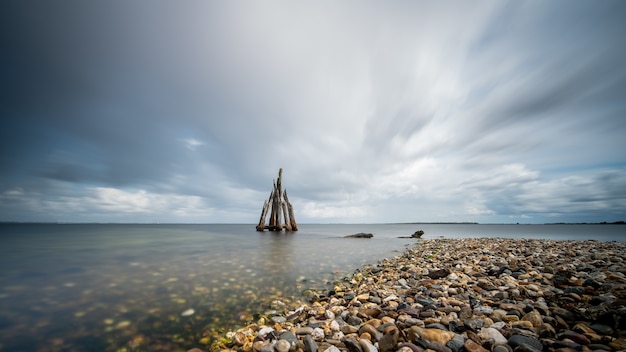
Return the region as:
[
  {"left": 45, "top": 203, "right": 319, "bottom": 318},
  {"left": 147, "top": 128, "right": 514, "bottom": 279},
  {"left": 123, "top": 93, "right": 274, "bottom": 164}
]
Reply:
[{"left": 0, "top": 221, "right": 624, "bottom": 225}]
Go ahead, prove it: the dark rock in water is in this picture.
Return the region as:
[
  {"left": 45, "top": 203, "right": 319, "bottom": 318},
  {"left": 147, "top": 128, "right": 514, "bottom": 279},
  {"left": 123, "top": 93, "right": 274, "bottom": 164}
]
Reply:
[
  {"left": 345, "top": 233, "right": 373, "bottom": 238},
  {"left": 398, "top": 230, "right": 425, "bottom": 238},
  {"left": 427, "top": 268, "right": 450, "bottom": 279},
  {"left": 412, "top": 230, "right": 425, "bottom": 238}
]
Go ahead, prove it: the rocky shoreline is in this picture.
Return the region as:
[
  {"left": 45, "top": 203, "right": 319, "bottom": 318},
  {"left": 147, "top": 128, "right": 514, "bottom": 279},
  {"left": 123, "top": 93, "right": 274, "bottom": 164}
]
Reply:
[{"left": 206, "top": 238, "right": 626, "bottom": 352}]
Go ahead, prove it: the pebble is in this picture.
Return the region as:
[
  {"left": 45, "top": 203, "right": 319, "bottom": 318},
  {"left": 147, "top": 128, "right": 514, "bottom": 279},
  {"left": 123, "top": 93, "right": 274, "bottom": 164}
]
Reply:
[
  {"left": 218, "top": 238, "right": 626, "bottom": 352},
  {"left": 181, "top": 308, "right": 195, "bottom": 316}
]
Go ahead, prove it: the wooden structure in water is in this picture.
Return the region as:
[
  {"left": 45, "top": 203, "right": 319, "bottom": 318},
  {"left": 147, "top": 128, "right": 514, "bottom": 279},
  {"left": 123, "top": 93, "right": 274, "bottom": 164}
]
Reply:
[{"left": 256, "top": 168, "right": 298, "bottom": 232}]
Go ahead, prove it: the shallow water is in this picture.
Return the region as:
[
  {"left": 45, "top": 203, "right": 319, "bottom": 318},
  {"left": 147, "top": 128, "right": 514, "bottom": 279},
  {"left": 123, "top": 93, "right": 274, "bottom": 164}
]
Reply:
[{"left": 0, "top": 223, "right": 623, "bottom": 351}]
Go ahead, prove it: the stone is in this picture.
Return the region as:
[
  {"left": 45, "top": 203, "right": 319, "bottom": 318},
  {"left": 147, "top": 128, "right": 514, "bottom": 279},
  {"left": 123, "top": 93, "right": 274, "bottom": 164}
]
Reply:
[
  {"left": 477, "top": 327, "right": 508, "bottom": 346},
  {"left": 398, "top": 343, "right": 424, "bottom": 352},
  {"left": 428, "top": 269, "right": 451, "bottom": 279},
  {"left": 311, "top": 327, "right": 325, "bottom": 341},
  {"left": 426, "top": 341, "right": 452, "bottom": 352},
  {"left": 463, "top": 339, "right": 489, "bottom": 352},
  {"left": 359, "top": 324, "right": 383, "bottom": 341},
  {"left": 344, "top": 338, "right": 363, "bottom": 352},
  {"left": 303, "top": 335, "right": 318, "bottom": 352},
  {"left": 274, "top": 339, "right": 290, "bottom": 352},
  {"left": 379, "top": 332, "right": 398, "bottom": 352},
  {"left": 410, "top": 327, "right": 456, "bottom": 344},
  {"left": 521, "top": 310, "right": 543, "bottom": 327},
  {"left": 358, "top": 338, "right": 379, "bottom": 352},
  {"left": 507, "top": 334, "right": 543, "bottom": 351},
  {"left": 323, "top": 346, "right": 341, "bottom": 352},
  {"left": 558, "top": 330, "right": 590, "bottom": 345},
  {"left": 446, "top": 334, "right": 465, "bottom": 352},
  {"left": 279, "top": 331, "right": 297, "bottom": 345},
  {"left": 181, "top": 309, "right": 195, "bottom": 316},
  {"left": 464, "top": 318, "right": 484, "bottom": 331},
  {"left": 345, "top": 233, "right": 373, "bottom": 238}
]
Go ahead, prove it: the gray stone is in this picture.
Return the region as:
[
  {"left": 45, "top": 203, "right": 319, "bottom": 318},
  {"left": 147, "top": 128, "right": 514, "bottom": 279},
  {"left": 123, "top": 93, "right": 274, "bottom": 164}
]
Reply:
[
  {"left": 477, "top": 327, "right": 507, "bottom": 346},
  {"left": 426, "top": 341, "right": 452, "bottom": 352},
  {"left": 590, "top": 323, "right": 613, "bottom": 335},
  {"left": 507, "top": 334, "right": 543, "bottom": 351},
  {"left": 445, "top": 334, "right": 465, "bottom": 352},
  {"left": 358, "top": 338, "right": 379, "bottom": 352},
  {"left": 271, "top": 316, "right": 287, "bottom": 324},
  {"left": 279, "top": 331, "right": 297, "bottom": 345},
  {"left": 464, "top": 318, "right": 485, "bottom": 331},
  {"left": 303, "top": 335, "right": 318, "bottom": 352}
]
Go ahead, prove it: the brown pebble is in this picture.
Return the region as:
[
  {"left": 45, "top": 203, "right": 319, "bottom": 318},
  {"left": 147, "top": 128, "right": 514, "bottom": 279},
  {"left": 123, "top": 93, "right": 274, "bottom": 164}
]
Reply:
[{"left": 464, "top": 339, "right": 489, "bottom": 352}]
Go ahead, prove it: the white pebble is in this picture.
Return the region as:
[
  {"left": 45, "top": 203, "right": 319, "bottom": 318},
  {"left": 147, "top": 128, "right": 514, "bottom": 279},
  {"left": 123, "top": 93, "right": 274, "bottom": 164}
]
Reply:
[{"left": 181, "top": 308, "right": 195, "bottom": 316}]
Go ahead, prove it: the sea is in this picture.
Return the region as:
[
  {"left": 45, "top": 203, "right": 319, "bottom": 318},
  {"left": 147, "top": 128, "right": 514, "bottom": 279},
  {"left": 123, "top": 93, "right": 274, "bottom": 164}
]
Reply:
[{"left": 0, "top": 223, "right": 624, "bottom": 351}]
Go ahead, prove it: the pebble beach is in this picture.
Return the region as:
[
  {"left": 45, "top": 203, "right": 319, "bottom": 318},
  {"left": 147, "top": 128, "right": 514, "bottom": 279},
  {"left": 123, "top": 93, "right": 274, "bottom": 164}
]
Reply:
[{"left": 209, "top": 238, "right": 626, "bottom": 352}]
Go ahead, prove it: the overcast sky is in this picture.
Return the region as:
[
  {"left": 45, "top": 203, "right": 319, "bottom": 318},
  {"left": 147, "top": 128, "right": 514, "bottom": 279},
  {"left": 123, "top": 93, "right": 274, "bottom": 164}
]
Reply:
[{"left": 1, "top": 1, "right": 625, "bottom": 224}]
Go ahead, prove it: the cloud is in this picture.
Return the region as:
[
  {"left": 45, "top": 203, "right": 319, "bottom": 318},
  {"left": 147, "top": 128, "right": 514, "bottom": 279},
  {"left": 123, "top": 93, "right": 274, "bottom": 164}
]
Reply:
[{"left": 1, "top": 1, "right": 625, "bottom": 223}]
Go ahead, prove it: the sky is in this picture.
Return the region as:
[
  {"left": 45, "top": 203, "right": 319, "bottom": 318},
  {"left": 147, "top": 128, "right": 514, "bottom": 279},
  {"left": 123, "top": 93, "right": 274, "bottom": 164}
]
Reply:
[{"left": 1, "top": 1, "right": 625, "bottom": 224}]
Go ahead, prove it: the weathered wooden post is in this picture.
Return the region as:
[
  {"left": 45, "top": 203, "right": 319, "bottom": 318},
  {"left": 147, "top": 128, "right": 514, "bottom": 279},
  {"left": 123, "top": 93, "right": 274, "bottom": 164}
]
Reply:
[{"left": 256, "top": 168, "right": 298, "bottom": 232}]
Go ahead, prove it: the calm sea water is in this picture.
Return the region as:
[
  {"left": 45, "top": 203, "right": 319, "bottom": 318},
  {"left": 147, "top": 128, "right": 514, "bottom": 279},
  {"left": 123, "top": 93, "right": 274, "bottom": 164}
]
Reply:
[{"left": 0, "top": 223, "right": 624, "bottom": 351}]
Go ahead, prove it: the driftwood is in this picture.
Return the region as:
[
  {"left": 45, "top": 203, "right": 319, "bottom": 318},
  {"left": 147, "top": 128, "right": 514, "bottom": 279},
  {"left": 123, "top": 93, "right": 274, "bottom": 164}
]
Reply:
[{"left": 256, "top": 168, "right": 298, "bottom": 232}]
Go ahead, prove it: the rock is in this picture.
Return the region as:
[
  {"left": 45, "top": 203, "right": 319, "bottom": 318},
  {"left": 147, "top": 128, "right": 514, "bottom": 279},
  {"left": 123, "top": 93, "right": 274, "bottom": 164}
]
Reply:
[
  {"left": 181, "top": 308, "right": 195, "bottom": 316},
  {"left": 521, "top": 310, "right": 543, "bottom": 328},
  {"left": 303, "top": 335, "right": 318, "bottom": 352},
  {"left": 344, "top": 338, "right": 363, "bottom": 352},
  {"left": 271, "top": 316, "right": 286, "bottom": 324},
  {"left": 426, "top": 341, "right": 452, "bottom": 352},
  {"left": 464, "top": 318, "right": 484, "bottom": 331},
  {"left": 345, "top": 233, "right": 373, "bottom": 238},
  {"left": 446, "top": 334, "right": 465, "bottom": 352},
  {"left": 507, "top": 334, "right": 543, "bottom": 351},
  {"left": 477, "top": 327, "right": 508, "bottom": 346},
  {"left": 398, "top": 343, "right": 424, "bottom": 352},
  {"left": 296, "top": 327, "right": 314, "bottom": 335},
  {"left": 492, "top": 346, "right": 511, "bottom": 352},
  {"left": 274, "top": 339, "right": 290, "bottom": 352},
  {"left": 410, "top": 327, "right": 456, "bottom": 344},
  {"left": 412, "top": 230, "right": 425, "bottom": 238},
  {"left": 558, "top": 330, "right": 590, "bottom": 345},
  {"left": 463, "top": 339, "right": 489, "bottom": 352},
  {"left": 428, "top": 269, "right": 451, "bottom": 279},
  {"left": 379, "top": 332, "right": 398, "bottom": 352},
  {"left": 359, "top": 324, "right": 383, "bottom": 341},
  {"left": 358, "top": 338, "right": 379, "bottom": 352},
  {"left": 311, "top": 327, "right": 325, "bottom": 341},
  {"left": 323, "top": 346, "right": 341, "bottom": 352},
  {"left": 590, "top": 323, "right": 613, "bottom": 335},
  {"left": 279, "top": 331, "right": 297, "bottom": 345}
]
